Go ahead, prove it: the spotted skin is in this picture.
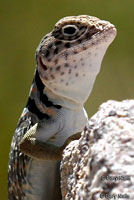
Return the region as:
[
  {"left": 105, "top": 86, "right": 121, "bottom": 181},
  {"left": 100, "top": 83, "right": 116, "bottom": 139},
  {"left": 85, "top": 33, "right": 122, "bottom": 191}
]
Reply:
[{"left": 8, "top": 15, "right": 116, "bottom": 200}]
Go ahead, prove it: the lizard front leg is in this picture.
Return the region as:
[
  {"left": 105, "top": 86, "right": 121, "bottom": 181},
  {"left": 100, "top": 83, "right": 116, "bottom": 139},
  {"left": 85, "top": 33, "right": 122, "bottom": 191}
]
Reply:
[
  {"left": 20, "top": 123, "right": 81, "bottom": 160},
  {"left": 20, "top": 123, "right": 63, "bottom": 160}
]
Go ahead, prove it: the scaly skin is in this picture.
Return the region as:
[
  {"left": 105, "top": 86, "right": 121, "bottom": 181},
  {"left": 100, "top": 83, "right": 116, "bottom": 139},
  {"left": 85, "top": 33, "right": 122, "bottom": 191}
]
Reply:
[{"left": 8, "top": 15, "right": 116, "bottom": 200}]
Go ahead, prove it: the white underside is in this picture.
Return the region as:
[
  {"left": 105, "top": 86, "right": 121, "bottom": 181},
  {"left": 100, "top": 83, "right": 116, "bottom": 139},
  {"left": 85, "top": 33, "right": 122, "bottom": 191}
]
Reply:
[
  {"left": 23, "top": 160, "right": 60, "bottom": 200},
  {"left": 36, "top": 107, "right": 88, "bottom": 147}
]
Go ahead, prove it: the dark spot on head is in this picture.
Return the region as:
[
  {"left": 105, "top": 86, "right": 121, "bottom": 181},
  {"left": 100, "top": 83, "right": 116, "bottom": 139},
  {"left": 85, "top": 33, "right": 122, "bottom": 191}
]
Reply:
[
  {"left": 68, "top": 69, "right": 71, "bottom": 74},
  {"left": 88, "top": 52, "right": 91, "bottom": 55},
  {"left": 73, "top": 50, "right": 78, "bottom": 54},
  {"left": 78, "top": 39, "right": 82, "bottom": 43},
  {"left": 58, "top": 36, "right": 64, "bottom": 40},
  {"left": 83, "top": 74, "right": 86, "bottom": 76},
  {"left": 82, "top": 63, "right": 85, "bottom": 66},
  {"left": 64, "top": 63, "right": 69, "bottom": 68},
  {"left": 65, "top": 42, "right": 71, "bottom": 48},
  {"left": 80, "top": 58, "right": 83, "bottom": 61},
  {"left": 61, "top": 79, "right": 64, "bottom": 82},
  {"left": 55, "top": 41, "right": 62, "bottom": 45},
  {"left": 75, "top": 73, "right": 78, "bottom": 77},
  {"left": 54, "top": 32, "right": 62, "bottom": 38},
  {"left": 51, "top": 75, "right": 55, "bottom": 79},
  {"left": 66, "top": 82, "right": 69, "bottom": 86},
  {"left": 85, "top": 32, "right": 92, "bottom": 39},
  {"left": 48, "top": 43, "right": 53, "bottom": 49},
  {"left": 73, "top": 59, "right": 76, "bottom": 62},
  {"left": 64, "top": 52, "right": 68, "bottom": 60},
  {"left": 83, "top": 46, "right": 87, "bottom": 50},
  {"left": 56, "top": 65, "right": 61, "bottom": 71},
  {"left": 54, "top": 59, "right": 58, "bottom": 65},
  {"left": 50, "top": 67, "right": 53, "bottom": 71},
  {"left": 54, "top": 48, "right": 59, "bottom": 54},
  {"left": 45, "top": 50, "right": 50, "bottom": 57},
  {"left": 61, "top": 72, "right": 64, "bottom": 75},
  {"left": 44, "top": 35, "right": 48, "bottom": 39},
  {"left": 74, "top": 65, "right": 77, "bottom": 69}
]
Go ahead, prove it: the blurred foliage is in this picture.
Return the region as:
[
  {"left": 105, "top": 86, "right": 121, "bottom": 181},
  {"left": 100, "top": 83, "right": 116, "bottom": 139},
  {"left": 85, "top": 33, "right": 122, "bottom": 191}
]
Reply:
[{"left": 1, "top": 0, "right": 134, "bottom": 199}]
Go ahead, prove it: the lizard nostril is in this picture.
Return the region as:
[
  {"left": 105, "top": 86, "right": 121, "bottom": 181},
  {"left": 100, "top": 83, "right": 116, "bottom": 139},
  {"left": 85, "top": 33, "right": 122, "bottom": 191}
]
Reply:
[{"left": 38, "top": 55, "right": 48, "bottom": 71}]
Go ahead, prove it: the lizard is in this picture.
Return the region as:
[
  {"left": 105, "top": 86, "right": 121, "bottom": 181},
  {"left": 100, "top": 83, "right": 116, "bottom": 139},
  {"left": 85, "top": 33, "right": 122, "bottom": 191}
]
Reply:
[{"left": 8, "top": 15, "right": 116, "bottom": 200}]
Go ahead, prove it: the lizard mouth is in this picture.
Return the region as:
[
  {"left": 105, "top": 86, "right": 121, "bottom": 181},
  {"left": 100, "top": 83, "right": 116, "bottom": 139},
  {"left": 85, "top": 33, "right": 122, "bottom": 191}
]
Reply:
[
  {"left": 93, "top": 24, "right": 116, "bottom": 39},
  {"left": 80, "top": 23, "right": 116, "bottom": 44},
  {"left": 92, "top": 25, "right": 117, "bottom": 47}
]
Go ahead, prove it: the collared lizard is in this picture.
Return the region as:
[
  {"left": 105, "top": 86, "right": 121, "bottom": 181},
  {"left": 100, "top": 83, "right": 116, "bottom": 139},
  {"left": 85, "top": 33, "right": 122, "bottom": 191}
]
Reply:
[{"left": 8, "top": 15, "right": 116, "bottom": 200}]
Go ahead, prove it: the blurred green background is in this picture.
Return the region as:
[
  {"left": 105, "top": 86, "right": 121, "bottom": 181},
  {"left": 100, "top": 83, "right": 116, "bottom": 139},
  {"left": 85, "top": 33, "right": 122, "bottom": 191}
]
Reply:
[{"left": 1, "top": 0, "right": 134, "bottom": 199}]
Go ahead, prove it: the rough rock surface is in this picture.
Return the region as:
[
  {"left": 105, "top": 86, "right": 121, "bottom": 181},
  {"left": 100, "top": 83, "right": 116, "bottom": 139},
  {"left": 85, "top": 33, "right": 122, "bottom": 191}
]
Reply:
[{"left": 60, "top": 100, "right": 134, "bottom": 200}]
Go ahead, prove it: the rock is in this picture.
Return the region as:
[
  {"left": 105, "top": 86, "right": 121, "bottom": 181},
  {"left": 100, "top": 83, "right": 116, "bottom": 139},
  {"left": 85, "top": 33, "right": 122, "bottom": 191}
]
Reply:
[{"left": 60, "top": 100, "right": 134, "bottom": 200}]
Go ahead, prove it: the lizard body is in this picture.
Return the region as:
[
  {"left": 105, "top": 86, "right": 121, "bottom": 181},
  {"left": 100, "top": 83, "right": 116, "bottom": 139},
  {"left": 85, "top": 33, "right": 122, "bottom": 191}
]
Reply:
[{"left": 8, "top": 15, "right": 116, "bottom": 200}]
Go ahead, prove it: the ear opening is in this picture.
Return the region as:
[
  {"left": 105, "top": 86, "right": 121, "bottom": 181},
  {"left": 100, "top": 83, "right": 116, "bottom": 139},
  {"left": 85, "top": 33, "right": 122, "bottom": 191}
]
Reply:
[{"left": 38, "top": 54, "right": 48, "bottom": 71}]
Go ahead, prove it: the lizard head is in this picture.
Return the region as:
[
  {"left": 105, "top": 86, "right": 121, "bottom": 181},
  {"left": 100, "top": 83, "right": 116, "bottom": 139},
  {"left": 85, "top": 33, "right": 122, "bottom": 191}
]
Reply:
[{"left": 36, "top": 15, "right": 117, "bottom": 107}]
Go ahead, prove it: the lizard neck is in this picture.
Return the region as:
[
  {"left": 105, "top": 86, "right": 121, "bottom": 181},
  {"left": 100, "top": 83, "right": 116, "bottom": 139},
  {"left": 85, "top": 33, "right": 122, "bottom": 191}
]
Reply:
[
  {"left": 26, "top": 69, "right": 83, "bottom": 121},
  {"left": 44, "top": 87, "right": 83, "bottom": 110}
]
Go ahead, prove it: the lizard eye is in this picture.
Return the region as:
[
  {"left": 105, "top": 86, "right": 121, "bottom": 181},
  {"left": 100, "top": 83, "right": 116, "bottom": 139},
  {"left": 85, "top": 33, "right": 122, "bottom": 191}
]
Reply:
[{"left": 62, "top": 25, "right": 79, "bottom": 36}]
